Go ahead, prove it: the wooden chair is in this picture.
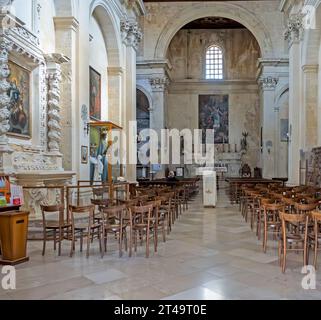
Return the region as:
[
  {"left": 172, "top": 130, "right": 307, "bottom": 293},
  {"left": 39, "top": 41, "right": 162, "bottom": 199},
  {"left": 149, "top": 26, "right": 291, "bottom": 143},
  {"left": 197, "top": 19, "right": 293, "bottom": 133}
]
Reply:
[
  {"left": 262, "top": 203, "right": 284, "bottom": 253},
  {"left": 295, "top": 202, "right": 318, "bottom": 215},
  {"left": 256, "top": 197, "right": 276, "bottom": 240},
  {"left": 155, "top": 196, "right": 170, "bottom": 240},
  {"left": 307, "top": 211, "right": 321, "bottom": 269},
  {"left": 128, "top": 203, "right": 156, "bottom": 258},
  {"left": 279, "top": 212, "right": 308, "bottom": 273},
  {"left": 69, "top": 205, "right": 103, "bottom": 258},
  {"left": 40, "top": 205, "right": 72, "bottom": 256},
  {"left": 162, "top": 192, "right": 175, "bottom": 229},
  {"left": 100, "top": 205, "right": 128, "bottom": 257}
]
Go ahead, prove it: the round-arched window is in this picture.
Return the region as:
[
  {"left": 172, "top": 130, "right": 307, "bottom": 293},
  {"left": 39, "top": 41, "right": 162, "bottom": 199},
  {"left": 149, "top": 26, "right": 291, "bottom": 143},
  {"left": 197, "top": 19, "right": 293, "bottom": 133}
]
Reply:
[{"left": 205, "top": 45, "right": 223, "bottom": 80}]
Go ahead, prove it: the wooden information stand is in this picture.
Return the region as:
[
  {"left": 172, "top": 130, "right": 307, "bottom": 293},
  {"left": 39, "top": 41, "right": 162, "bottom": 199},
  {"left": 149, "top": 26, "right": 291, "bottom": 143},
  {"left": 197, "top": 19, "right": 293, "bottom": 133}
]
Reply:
[{"left": 0, "top": 209, "right": 30, "bottom": 265}]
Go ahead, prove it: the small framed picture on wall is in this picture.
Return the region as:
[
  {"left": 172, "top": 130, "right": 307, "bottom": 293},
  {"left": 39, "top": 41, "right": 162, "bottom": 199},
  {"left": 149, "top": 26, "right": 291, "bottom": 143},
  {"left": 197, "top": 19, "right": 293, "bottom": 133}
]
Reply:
[
  {"left": 176, "top": 167, "right": 184, "bottom": 177},
  {"left": 81, "top": 146, "right": 88, "bottom": 164}
]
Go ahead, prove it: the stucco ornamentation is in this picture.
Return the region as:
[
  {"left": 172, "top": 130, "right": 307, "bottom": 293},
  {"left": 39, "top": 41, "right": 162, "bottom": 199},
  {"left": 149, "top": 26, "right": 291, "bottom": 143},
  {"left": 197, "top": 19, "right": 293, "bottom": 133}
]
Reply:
[
  {"left": 149, "top": 76, "right": 169, "bottom": 91},
  {"left": 0, "top": 37, "right": 12, "bottom": 144},
  {"left": 121, "top": 19, "right": 142, "bottom": 50},
  {"left": 284, "top": 12, "right": 304, "bottom": 44},
  {"left": 259, "top": 76, "right": 279, "bottom": 90},
  {"left": 45, "top": 54, "right": 69, "bottom": 153}
]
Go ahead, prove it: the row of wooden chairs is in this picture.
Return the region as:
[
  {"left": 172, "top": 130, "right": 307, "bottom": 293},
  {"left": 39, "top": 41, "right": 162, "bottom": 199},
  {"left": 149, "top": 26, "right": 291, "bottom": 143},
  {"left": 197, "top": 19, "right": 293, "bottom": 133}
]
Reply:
[
  {"left": 239, "top": 184, "right": 321, "bottom": 272},
  {"left": 40, "top": 183, "right": 198, "bottom": 259}
]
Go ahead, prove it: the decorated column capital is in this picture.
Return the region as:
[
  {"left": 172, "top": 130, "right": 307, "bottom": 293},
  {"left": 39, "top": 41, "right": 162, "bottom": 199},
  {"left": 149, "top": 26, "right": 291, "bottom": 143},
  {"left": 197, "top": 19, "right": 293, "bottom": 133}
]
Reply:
[
  {"left": 45, "top": 53, "right": 69, "bottom": 154},
  {"left": 258, "top": 76, "right": 279, "bottom": 91},
  {"left": 120, "top": 18, "right": 142, "bottom": 50},
  {"left": 284, "top": 12, "right": 305, "bottom": 46},
  {"left": 149, "top": 76, "right": 170, "bottom": 92}
]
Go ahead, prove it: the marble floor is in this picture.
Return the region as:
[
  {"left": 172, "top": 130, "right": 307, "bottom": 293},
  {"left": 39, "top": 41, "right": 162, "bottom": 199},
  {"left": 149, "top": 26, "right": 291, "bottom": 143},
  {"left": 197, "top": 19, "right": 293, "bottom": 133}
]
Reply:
[{"left": 1, "top": 184, "right": 321, "bottom": 300}]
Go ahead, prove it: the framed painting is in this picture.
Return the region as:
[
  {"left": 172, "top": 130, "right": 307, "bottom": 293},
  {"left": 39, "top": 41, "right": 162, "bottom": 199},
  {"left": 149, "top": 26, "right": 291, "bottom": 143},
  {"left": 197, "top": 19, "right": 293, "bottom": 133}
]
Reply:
[
  {"left": 7, "top": 61, "right": 31, "bottom": 138},
  {"left": 176, "top": 167, "right": 184, "bottom": 177},
  {"left": 89, "top": 67, "right": 101, "bottom": 120},
  {"left": 199, "top": 95, "right": 229, "bottom": 144},
  {"left": 81, "top": 146, "right": 88, "bottom": 164}
]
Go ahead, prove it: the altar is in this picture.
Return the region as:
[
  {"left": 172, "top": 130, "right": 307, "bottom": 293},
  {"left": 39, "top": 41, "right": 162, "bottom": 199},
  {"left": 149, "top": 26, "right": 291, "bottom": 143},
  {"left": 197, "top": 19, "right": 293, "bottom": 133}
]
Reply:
[{"left": 215, "top": 151, "right": 242, "bottom": 177}]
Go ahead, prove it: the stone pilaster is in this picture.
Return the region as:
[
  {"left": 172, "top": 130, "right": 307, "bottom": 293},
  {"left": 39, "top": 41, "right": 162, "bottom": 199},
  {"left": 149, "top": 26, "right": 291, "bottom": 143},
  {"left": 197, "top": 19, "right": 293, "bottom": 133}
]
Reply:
[
  {"left": 122, "top": 20, "right": 141, "bottom": 182},
  {"left": 107, "top": 67, "right": 124, "bottom": 125},
  {"left": 286, "top": 19, "right": 303, "bottom": 185},
  {"left": 302, "top": 64, "right": 318, "bottom": 150},
  {"left": 258, "top": 75, "right": 279, "bottom": 179},
  {"left": 148, "top": 76, "right": 169, "bottom": 178},
  {"left": 54, "top": 17, "right": 79, "bottom": 171}
]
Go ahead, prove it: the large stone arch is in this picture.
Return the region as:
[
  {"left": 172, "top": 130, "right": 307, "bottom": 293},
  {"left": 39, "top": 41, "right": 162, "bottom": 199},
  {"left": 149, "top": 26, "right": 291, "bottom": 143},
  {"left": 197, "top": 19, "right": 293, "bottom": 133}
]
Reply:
[
  {"left": 89, "top": 0, "right": 122, "bottom": 67},
  {"left": 136, "top": 85, "right": 153, "bottom": 111},
  {"left": 154, "top": 2, "right": 274, "bottom": 59}
]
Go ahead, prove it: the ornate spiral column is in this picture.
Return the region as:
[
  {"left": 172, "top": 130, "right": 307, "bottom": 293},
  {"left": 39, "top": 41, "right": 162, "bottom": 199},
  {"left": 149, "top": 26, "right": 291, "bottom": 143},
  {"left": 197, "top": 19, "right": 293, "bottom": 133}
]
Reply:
[
  {"left": 45, "top": 54, "right": 69, "bottom": 154},
  {"left": 0, "top": 36, "right": 14, "bottom": 174},
  {"left": 0, "top": 38, "right": 12, "bottom": 145}
]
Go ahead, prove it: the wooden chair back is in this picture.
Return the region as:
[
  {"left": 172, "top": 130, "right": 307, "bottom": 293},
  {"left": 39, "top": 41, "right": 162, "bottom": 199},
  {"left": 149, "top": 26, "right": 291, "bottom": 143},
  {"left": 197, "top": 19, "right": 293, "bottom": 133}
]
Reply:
[
  {"left": 40, "top": 205, "right": 65, "bottom": 226},
  {"left": 69, "top": 205, "right": 95, "bottom": 227}
]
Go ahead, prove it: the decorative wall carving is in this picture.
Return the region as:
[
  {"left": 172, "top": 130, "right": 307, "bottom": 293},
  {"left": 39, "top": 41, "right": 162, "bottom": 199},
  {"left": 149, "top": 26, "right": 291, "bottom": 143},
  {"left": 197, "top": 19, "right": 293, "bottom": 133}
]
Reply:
[
  {"left": 284, "top": 12, "right": 304, "bottom": 44},
  {"left": 149, "top": 76, "right": 169, "bottom": 91},
  {"left": 47, "top": 65, "right": 62, "bottom": 153},
  {"left": 121, "top": 19, "right": 142, "bottom": 50},
  {"left": 45, "top": 54, "right": 69, "bottom": 153},
  {"left": 12, "top": 152, "right": 60, "bottom": 171},
  {"left": 27, "top": 188, "right": 48, "bottom": 214},
  {"left": 259, "top": 76, "right": 279, "bottom": 90},
  {"left": 0, "top": 37, "right": 12, "bottom": 144}
]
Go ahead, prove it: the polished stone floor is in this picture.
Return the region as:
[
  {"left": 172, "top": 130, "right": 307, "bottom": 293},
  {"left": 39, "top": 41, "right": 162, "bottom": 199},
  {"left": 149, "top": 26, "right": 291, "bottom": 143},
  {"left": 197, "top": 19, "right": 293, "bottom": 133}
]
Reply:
[{"left": 1, "top": 184, "right": 321, "bottom": 300}]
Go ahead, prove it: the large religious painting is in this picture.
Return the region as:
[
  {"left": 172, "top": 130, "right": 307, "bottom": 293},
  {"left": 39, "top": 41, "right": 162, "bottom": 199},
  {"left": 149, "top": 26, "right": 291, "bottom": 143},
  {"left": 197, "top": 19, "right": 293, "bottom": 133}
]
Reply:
[
  {"left": 199, "top": 95, "right": 229, "bottom": 144},
  {"left": 89, "top": 67, "right": 101, "bottom": 120},
  {"left": 7, "top": 61, "right": 31, "bottom": 138}
]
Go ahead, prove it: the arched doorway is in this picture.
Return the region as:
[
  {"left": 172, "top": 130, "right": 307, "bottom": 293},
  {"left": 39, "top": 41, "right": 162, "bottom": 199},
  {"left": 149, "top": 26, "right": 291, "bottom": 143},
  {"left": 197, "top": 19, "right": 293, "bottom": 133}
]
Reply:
[
  {"left": 166, "top": 16, "right": 262, "bottom": 177},
  {"left": 136, "top": 89, "right": 151, "bottom": 179}
]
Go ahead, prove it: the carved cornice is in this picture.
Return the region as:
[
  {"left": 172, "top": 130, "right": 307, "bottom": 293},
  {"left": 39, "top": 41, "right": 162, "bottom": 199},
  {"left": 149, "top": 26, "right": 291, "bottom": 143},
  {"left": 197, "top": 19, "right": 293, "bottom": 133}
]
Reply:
[
  {"left": 45, "top": 53, "right": 70, "bottom": 65},
  {"left": 149, "top": 76, "right": 170, "bottom": 91},
  {"left": 122, "top": 0, "right": 146, "bottom": 17},
  {"left": 284, "top": 12, "right": 305, "bottom": 45},
  {"left": 0, "top": 14, "right": 44, "bottom": 64},
  {"left": 121, "top": 18, "right": 142, "bottom": 50},
  {"left": 53, "top": 17, "right": 79, "bottom": 32},
  {"left": 302, "top": 64, "right": 319, "bottom": 73},
  {"left": 258, "top": 76, "right": 279, "bottom": 90},
  {"left": 108, "top": 66, "right": 124, "bottom": 76}
]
